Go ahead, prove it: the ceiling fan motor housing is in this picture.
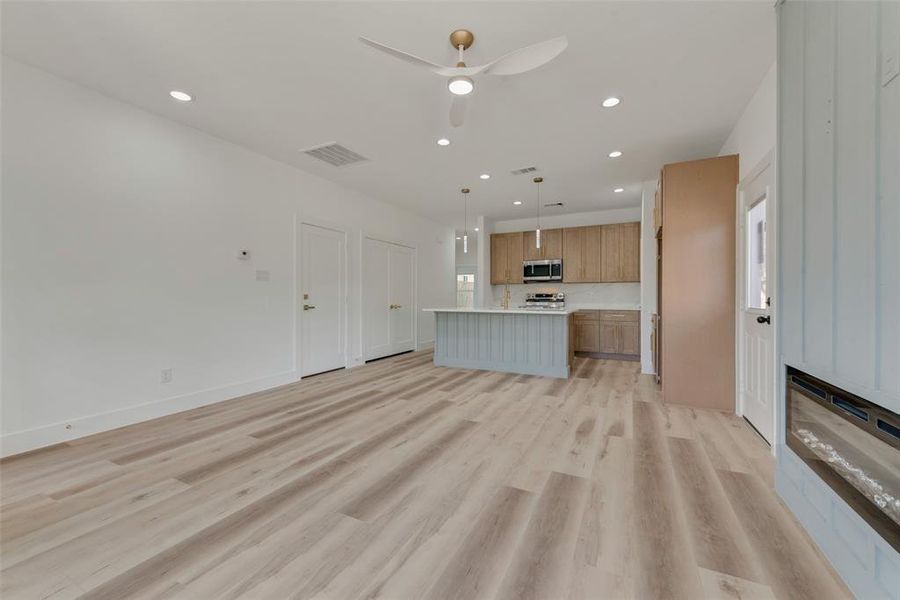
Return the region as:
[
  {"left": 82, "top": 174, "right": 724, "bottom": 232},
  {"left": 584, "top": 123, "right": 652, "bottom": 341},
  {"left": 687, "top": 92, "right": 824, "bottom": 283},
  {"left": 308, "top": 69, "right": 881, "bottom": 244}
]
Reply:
[{"left": 449, "top": 29, "right": 474, "bottom": 50}]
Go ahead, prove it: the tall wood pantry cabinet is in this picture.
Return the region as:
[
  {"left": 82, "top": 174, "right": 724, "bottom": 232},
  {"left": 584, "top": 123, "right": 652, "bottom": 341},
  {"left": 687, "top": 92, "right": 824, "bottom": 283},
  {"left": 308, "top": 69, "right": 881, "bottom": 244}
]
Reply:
[{"left": 657, "top": 155, "right": 738, "bottom": 410}]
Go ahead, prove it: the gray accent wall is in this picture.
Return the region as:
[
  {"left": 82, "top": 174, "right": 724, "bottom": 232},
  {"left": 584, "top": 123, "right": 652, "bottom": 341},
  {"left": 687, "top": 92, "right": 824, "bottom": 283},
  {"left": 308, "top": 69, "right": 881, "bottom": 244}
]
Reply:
[
  {"left": 433, "top": 312, "right": 570, "bottom": 378},
  {"left": 777, "top": 1, "right": 900, "bottom": 596}
]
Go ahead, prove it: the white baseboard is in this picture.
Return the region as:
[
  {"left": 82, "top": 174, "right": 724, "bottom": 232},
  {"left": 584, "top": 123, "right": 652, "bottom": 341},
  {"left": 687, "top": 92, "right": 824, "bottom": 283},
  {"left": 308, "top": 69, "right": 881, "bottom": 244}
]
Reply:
[{"left": 0, "top": 370, "right": 298, "bottom": 458}]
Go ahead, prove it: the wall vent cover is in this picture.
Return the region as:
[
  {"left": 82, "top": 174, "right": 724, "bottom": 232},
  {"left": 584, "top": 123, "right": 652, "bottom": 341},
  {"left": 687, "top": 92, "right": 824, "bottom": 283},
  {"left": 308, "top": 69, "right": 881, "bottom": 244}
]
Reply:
[
  {"left": 301, "top": 142, "right": 368, "bottom": 167},
  {"left": 511, "top": 166, "right": 538, "bottom": 175}
]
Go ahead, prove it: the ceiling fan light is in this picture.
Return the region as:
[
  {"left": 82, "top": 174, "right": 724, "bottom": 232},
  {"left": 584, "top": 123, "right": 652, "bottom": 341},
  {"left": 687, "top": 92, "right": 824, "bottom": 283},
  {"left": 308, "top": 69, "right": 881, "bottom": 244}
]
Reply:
[{"left": 448, "top": 76, "right": 474, "bottom": 95}]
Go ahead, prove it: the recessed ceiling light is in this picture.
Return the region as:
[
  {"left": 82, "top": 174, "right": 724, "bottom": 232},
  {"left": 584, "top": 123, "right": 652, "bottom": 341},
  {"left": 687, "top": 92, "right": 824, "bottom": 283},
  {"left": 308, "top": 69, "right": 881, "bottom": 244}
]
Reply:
[
  {"left": 169, "top": 90, "right": 193, "bottom": 102},
  {"left": 480, "top": 174, "right": 490, "bottom": 180},
  {"left": 513, "top": 200, "right": 523, "bottom": 205},
  {"left": 437, "top": 138, "right": 451, "bottom": 146},
  {"left": 614, "top": 187, "right": 625, "bottom": 193},
  {"left": 474, "top": 227, "right": 479, "bottom": 232},
  {"left": 448, "top": 76, "right": 474, "bottom": 96},
  {"left": 456, "top": 236, "right": 462, "bottom": 240},
  {"left": 602, "top": 97, "right": 620, "bottom": 108},
  {"left": 608, "top": 150, "right": 623, "bottom": 158}
]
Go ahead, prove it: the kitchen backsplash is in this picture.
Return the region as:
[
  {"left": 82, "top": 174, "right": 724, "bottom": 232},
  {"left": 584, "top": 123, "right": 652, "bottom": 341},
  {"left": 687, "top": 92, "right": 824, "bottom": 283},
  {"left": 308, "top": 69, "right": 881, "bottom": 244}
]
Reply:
[{"left": 490, "top": 282, "right": 641, "bottom": 307}]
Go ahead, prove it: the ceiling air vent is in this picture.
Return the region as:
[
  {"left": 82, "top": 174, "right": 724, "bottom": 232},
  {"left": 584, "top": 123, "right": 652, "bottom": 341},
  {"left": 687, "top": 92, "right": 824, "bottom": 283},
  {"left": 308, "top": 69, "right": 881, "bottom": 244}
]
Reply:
[
  {"left": 301, "top": 142, "right": 368, "bottom": 167},
  {"left": 544, "top": 202, "right": 564, "bottom": 208},
  {"left": 510, "top": 165, "right": 538, "bottom": 176}
]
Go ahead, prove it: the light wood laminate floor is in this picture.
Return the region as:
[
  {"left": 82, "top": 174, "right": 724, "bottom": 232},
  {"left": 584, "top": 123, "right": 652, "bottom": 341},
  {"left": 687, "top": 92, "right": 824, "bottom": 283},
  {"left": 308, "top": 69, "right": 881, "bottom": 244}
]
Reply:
[{"left": 0, "top": 352, "right": 850, "bottom": 599}]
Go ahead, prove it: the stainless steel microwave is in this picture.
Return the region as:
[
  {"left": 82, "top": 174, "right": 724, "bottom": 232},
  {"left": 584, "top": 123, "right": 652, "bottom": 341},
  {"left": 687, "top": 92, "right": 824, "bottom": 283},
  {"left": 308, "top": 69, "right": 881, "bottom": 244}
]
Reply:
[{"left": 523, "top": 259, "right": 562, "bottom": 282}]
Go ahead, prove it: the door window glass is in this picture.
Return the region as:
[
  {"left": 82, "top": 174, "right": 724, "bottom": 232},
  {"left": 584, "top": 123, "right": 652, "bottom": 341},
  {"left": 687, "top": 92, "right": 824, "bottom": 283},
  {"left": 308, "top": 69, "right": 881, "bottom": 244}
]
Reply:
[{"left": 746, "top": 196, "right": 767, "bottom": 310}]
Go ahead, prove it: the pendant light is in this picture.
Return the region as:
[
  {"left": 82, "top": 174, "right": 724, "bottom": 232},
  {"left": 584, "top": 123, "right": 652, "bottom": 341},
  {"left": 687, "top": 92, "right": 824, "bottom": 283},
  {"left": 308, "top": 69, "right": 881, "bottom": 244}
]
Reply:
[
  {"left": 533, "top": 176, "right": 544, "bottom": 249},
  {"left": 461, "top": 187, "right": 470, "bottom": 253}
]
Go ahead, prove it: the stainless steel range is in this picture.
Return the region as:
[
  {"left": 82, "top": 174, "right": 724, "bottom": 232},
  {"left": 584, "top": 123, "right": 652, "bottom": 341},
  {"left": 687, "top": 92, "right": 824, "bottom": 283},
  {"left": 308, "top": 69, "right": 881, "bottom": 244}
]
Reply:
[{"left": 520, "top": 292, "right": 566, "bottom": 310}]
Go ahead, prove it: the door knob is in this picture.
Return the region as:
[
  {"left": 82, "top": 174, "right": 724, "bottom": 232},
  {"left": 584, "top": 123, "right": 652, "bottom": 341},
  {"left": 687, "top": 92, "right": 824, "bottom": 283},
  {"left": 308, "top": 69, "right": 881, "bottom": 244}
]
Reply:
[
  {"left": 304, "top": 304, "right": 316, "bottom": 311},
  {"left": 756, "top": 315, "right": 771, "bottom": 324}
]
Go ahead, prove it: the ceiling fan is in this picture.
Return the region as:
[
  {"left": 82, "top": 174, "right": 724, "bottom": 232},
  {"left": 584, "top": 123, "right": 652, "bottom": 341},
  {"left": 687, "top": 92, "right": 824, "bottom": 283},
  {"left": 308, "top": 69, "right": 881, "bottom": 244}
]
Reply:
[{"left": 360, "top": 29, "right": 568, "bottom": 127}]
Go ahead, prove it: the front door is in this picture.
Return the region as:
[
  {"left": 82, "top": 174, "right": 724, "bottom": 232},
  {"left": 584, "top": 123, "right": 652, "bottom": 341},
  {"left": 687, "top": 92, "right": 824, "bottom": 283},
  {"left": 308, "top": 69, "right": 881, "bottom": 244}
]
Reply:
[
  {"left": 300, "top": 223, "right": 345, "bottom": 377},
  {"left": 738, "top": 152, "right": 776, "bottom": 444}
]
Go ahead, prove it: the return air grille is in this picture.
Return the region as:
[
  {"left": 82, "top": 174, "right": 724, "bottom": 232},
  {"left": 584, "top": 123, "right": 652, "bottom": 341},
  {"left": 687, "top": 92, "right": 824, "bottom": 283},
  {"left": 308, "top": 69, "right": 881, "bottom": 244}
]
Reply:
[
  {"left": 301, "top": 142, "right": 368, "bottom": 167},
  {"left": 511, "top": 166, "right": 538, "bottom": 175}
]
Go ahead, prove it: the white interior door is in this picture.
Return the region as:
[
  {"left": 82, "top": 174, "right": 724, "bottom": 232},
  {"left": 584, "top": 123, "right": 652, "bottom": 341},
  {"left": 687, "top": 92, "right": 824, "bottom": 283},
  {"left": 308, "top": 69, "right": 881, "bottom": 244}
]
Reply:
[
  {"left": 365, "top": 237, "right": 416, "bottom": 360},
  {"left": 389, "top": 243, "right": 415, "bottom": 353},
  {"left": 300, "top": 223, "right": 345, "bottom": 376},
  {"left": 364, "top": 237, "right": 392, "bottom": 360},
  {"left": 738, "top": 153, "right": 776, "bottom": 444}
]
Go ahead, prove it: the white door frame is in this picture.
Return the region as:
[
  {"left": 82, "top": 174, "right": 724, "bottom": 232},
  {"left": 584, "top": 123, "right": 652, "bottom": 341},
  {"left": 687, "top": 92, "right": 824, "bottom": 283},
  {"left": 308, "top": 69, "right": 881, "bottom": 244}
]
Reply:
[
  {"left": 735, "top": 149, "right": 778, "bottom": 456},
  {"left": 295, "top": 217, "right": 349, "bottom": 379},
  {"left": 361, "top": 232, "right": 419, "bottom": 358}
]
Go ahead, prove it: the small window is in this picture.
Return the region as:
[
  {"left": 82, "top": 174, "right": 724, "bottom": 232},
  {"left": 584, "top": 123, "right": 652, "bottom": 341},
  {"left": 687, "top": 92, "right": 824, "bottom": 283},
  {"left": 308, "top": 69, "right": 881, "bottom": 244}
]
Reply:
[{"left": 456, "top": 273, "right": 475, "bottom": 308}]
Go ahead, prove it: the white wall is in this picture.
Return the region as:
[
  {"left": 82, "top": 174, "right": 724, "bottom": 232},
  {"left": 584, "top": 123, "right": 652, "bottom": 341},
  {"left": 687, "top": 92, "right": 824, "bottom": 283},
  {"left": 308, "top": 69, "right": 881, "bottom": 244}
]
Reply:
[
  {"left": 775, "top": 2, "right": 899, "bottom": 597},
  {"left": 720, "top": 61, "right": 777, "bottom": 180},
  {"left": 639, "top": 180, "right": 658, "bottom": 374},
  {"left": 0, "top": 58, "right": 455, "bottom": 455}
]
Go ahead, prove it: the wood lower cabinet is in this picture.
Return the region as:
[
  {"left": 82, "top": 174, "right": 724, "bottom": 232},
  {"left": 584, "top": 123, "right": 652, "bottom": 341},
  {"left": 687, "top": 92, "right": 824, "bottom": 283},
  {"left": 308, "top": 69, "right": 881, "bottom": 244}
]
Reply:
[
  {"left": 574, "top": 311, "right": 600, "bottom": 353},
  {"left": 490, "top": 232, "right": 524, "bottom": 284},
  {"left": 620, "top": 321, "right": 640, "bottom": 355},
  {"left": 523, "top": 228, "right": 562, "bottom": 260},
  {"left": 598, "top": 322, "right": 620, "bottom": 354},
  {"left": 573, "top": 310, "right": 640, "bottom": 357}
]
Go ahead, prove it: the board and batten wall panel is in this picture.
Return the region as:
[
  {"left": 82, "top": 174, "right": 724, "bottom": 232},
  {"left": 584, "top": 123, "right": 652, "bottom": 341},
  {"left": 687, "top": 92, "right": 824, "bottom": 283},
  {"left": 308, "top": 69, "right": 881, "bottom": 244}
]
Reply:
[
  {"left": 780, "top": 0, "right": 900, "bottom": 414},
  {"left": 777, "top": 2, "right": 900, "bottom": 597}
]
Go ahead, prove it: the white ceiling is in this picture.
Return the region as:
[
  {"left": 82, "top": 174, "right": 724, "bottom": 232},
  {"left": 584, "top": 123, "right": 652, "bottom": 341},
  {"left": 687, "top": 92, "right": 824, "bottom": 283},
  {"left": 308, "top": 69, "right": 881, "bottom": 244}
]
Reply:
[{"left": 1, "top": 1, "right": 775, "bottom": 226}]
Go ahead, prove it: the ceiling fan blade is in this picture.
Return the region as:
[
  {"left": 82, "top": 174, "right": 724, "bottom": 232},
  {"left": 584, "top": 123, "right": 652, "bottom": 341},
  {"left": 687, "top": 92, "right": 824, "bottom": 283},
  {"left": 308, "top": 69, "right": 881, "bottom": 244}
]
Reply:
[
  {"left": 449, "top": 95, "right": 467, "bottom": 128},
  {"left": 359, "top": 36, "right": 447, "bottom": 75},
  {"left": 480, "top": 35, "right": 568, "bottom": 76}
]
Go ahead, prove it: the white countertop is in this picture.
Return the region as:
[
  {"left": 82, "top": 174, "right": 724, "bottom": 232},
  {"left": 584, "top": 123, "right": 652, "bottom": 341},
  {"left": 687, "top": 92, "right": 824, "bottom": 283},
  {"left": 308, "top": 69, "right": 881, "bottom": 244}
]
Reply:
[
  {"left": 423, "top": 307, "right": 575, "bottom": 315},
  {"left": 423, "top": 304, "right": 640, "bottom": 316}
]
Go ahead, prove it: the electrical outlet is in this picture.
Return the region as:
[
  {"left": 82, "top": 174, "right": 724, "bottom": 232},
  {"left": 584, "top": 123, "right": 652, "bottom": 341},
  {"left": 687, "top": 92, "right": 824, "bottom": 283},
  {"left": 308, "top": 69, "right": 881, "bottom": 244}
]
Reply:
[{"left": 160, "top": 368, "right": 173, "bottom": 384}]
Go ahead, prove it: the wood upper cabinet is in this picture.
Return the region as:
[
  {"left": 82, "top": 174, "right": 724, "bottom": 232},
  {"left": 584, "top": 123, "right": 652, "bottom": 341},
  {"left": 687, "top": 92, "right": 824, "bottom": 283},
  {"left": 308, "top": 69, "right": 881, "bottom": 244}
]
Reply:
[
  {"left": 563, "top": 227, "right": 586, "bottom": 282},
  {"left": 563, "top": 226, "right": 602, "bottom": 283},
  {"left": 506, "top": 232, "right": 524, "bottom": 283},
  {"left": 491, "top": 222, "right": 638, "bottom": 285},
  {"left": 490, "top": 232, "right": 524, "bottom": 284},
  {"left": 490, "top": 234, "right": 508, "bottom": 285},
  {"left": 583, "top": 225, "right": 603, "bottom": 282},
  {"left": 523, "top": 228, "right": 562, "bottom": 260},
  {"left": 601, "top": 223, "right": 640, "bottom": 282},
  {"left": 620, "top": 222, "right": 640, "bottom": 281}
]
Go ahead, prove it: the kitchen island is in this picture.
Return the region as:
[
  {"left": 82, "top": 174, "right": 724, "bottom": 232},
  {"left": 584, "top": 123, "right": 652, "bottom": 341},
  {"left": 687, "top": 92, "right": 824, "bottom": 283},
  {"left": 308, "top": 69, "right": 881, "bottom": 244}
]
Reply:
[{"left": 423, "top": 308, "right": 574, "bottom": 378}]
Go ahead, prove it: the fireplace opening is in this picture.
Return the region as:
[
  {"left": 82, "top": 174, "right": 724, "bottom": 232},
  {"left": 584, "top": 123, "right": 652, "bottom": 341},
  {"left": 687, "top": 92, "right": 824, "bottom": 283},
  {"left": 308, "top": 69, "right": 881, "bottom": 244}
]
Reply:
[{"left": 786, "top": 367, "right": 900, "bottom": 551}]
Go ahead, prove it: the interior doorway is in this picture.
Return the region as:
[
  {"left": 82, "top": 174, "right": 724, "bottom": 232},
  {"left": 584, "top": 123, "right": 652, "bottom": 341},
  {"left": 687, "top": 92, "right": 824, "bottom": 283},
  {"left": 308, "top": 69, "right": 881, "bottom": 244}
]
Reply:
[{"left": 737, "top": 150, "right": 776, "bottom": 446}]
